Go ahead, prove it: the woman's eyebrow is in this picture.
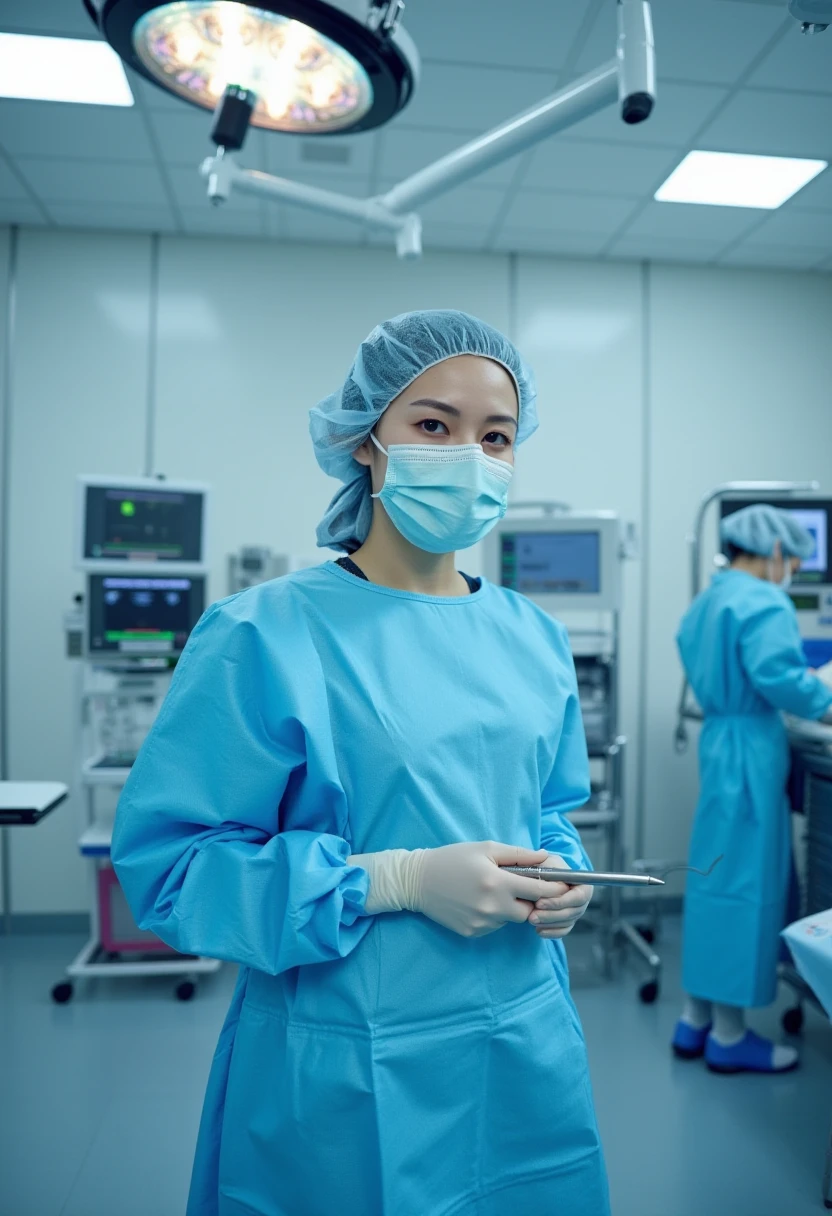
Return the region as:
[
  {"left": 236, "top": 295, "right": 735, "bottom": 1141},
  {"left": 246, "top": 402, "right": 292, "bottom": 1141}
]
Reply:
[{"left": 407, "top": 398, "right": 518, "bottom": 429}]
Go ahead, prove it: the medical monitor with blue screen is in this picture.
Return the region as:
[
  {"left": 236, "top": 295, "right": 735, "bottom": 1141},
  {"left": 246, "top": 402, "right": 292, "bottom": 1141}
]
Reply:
[
  {"left": 500, "top": 531, "right": 601, "bottom": 595},
  {"left": 87, "top": 575, "right": 205, "bottom": 657},
  {"left": 720, "top": 499, "right": 832, "bottom": 586}
]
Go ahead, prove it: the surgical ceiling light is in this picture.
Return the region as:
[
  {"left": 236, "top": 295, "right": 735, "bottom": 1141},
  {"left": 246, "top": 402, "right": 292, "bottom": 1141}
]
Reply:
[
  {"left": 655, "top": 151, "right": 828, "bottom": 210},
  {"left": 788, "top": 1, "right": 832, "bottom": 34},
  {"left": 83, "top": 1, "right": 418, "bottom": 134},
  {"left": 84, "top": 1, "right": 657, "bottom": 259},
  {"left": 0, "top": 32, "right": 133, "bottom": 106}
]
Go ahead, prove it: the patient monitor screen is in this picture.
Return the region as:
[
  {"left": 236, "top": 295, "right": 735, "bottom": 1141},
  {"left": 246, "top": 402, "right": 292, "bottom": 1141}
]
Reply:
[
  {"left": 84, "top": 484, "right": 203, "bottom": 563},
  {"left": 501, "top": 531, "right": 601, "bottom": 595},
  {"left": 88, "top": 575, "right": 205, "bottom": 656},
  {"left": 720, "top": 499, "right": 831, "bottom": 585}
]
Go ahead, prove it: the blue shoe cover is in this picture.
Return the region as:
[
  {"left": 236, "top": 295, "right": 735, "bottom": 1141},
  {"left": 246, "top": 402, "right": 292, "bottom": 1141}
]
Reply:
[
  {"left": 671, "top": 1019, "right": 711, "bottom": 1059},
  {"left": 705, "top": 1029, "right": 799, "bottom": 1074}
]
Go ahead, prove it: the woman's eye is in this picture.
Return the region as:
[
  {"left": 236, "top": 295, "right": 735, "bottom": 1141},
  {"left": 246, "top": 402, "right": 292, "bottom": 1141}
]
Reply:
[
  {"left": 484, "top": 431, "right": 511, "bottom": 447},
  {"left": 419, "top": 419, "right": 449, "bottom": 435}
]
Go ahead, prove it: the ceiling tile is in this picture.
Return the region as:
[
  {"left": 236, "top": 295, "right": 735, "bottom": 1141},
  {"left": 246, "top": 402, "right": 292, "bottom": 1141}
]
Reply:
[
  {"left": 0, "top": 199, "right": 49, "bottom": 225},
  {"left": 577, "top": 0, "right": 788, "bottom": 85},
  {"left": 719, "top": 242, "right": 828, "bottom": 269},
  {"left": 264, "top": 130, "right": 376, "bottom": 179},
  {"left": 0, "top": 156, "right": 30, "bottom": 200},
  {"left": 500, "top": 191, "right": 637, "bottom": 234},
  {"left": 789, "top": 166, "right": 832, "bottom": 212},
  {"left": 375, "top": 127, "right": 521, "bottom": 189},
  {"left": 614, "top": 234, "right": 733, "bottom": 261},
  {"left": 48, "top": 202, "right": 177, "bottom": 233},
  {"left": 0, "top": 99, "right": 155, "bottom": 161},
  {"left": 491, "top": 228, "right": 608, "bottom": 257},
  {"left": 396, "top": 62, "right": 559, "bottom": 134},
  {"left": 180, "top": 207, "right": 265, "bottom": 238},
  {"left": 421, "top": 222, "right": 490, "bottom": 252},
  {"left": 524, "top": 139, "right": 681, "bottom": 197},
  {"left": 15, "top": 157, "right": 168, "bottom": 206},
  {"left": 147, "top": 107, "right": 225, "bottom": 167},
  {"left": 749, "top": 21, "right": 832, "bottom": 93},
  {"left": 283, "top": 213, "right": 366, "bottom": 246},
  {"left": 0, "top": 0, "right": 95, "bottom": 37},
  {"left": 569, "top": 82, "right": 730, "bottom": 148},
  {"left": 377, "top": 182, "right": 505, "bottom": 227},
  {"left": 739, "top": 206, "right": 832, "bottom": 249},
  {"left": 622, "top": 200, "right": 765, "bottom": 241},
  {"left": 699, "top": 88, "right": 832, "bottom": 158},
  {"left": 401, "top": 0, "right": 587, "bottom": 72},
  {"left": 606, "top": 235, "right": 727, "bottom": 263}
]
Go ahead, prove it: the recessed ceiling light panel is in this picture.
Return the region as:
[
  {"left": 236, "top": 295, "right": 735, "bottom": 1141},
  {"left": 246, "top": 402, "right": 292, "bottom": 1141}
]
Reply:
[
  {"left": 655, "top": 150, "right": 828, "bottom": 209},
  {"left": 0, "top": 31, "right": 133, "bottom": 105},
  {"left": 84, "top": 0, "right": 419, "bottom": 134}
]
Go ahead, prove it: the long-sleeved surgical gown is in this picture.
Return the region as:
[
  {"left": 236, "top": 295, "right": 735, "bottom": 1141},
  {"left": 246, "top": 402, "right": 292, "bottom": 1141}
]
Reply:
[
  {"left": 678, "top": 569, "right": 832, "bottom": 1009},
  {"left": 112, "top": 562, "right": 609, "bottom": 1216}
]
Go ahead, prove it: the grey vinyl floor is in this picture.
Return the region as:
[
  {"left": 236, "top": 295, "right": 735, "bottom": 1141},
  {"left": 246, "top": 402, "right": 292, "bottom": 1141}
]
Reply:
[{"left": 1, "top": 919, "right": 830, "bottom": 1216}]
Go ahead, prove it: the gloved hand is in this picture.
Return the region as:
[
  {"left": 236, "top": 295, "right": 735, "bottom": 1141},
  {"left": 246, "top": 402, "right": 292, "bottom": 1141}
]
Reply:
[
  {"left": 412, "top": 842, "right": 554, "bottom": 938},
  {"left": 349, "top": 842, "right": 553, "bottom": 938},
  {"left": 529, "top": 853, "right": 594, "bottom": 940},
  {"left": 815, "top": 659, "right": 832, "bottom": 691}
]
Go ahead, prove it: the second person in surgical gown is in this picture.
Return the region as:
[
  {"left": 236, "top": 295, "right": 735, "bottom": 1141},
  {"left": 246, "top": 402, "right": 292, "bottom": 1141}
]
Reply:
[
  {"left": 672, "top": 504, "right": 832, "bottom": 1074},
  {"left": 112, "top": 310, "right": 609, "bottom": 1216}
]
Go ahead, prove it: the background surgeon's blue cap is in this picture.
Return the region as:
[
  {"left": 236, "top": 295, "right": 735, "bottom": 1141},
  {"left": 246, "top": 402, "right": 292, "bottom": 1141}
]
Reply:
[
  {"left": 310, "top": 309, "right": 538, "bottom": 553},
  {"left": 721, "top": 503, "right": 815, "bottom": 560}
]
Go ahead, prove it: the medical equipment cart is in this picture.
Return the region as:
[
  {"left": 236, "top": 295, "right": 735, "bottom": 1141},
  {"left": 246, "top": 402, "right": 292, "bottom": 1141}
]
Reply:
[
  {"left": 484, "top": 503, "right": 661, "bottom": 1002},
  {"left": 52, "top": 475, "right": 221, "bottom": 1003}
]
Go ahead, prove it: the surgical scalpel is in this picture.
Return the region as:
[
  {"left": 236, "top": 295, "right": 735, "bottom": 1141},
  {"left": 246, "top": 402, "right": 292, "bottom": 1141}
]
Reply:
[{"left": 503, "top": 867, "right": 665, "bottom": 887}]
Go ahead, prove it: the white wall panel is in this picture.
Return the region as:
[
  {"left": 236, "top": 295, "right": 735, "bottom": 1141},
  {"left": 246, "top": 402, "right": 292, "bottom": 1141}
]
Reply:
[
  {"left": 153, "top": 239, "right": 510, "bottom": 598},
  {"left": 513, "top": 258, "right": 645, "bottom": 862},
  {"left": 7, "top": 230, "right": 151, "bottom": 913},
  {"left": 0, "top": 227, "right": 11, "bottom": 909},
  {"left": 645, "top": 265, "right": 832, "bottom": 893}
]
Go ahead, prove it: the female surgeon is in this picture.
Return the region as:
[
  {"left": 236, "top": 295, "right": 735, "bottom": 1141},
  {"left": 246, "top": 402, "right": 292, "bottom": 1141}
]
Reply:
[
  {"left": 672, "top": 503, "right": 832, "bottom": 1075},
  {"left": 111, "top": 310, "right": 609, "bottom": 1216}
]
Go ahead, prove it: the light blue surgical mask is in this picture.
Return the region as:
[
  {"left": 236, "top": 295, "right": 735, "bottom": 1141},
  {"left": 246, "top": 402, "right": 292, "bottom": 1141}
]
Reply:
[
  {"left": 767, "top": 557, "right": 794, "bottom": 592},
  {"left": 370, "top": 433, "right": 513, "bottom": 554}
]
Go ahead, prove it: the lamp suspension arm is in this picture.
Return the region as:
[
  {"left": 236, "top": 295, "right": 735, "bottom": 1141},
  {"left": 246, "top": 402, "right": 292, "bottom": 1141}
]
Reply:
[
  {"left": 207, "top": 159, "right": 407, "bottom": 232},
  {"left": 379, "top": 60, "right": 619, "bottom": 215},
  {"left": 199, "top": 0, "right": 655, "bottom": 256}
]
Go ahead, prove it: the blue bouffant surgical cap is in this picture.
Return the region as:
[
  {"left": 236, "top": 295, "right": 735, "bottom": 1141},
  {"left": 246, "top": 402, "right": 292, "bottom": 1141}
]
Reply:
[
  {"left": 721, "top": 504, "right": 816, "bottom": 560},
  {"left": 310, "top": 309, "right": 538, "bottom": 553}
]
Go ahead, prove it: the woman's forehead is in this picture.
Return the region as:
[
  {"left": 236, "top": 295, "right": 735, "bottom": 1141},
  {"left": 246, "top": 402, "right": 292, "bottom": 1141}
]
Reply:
[{"left": 404, "top": 356, "right": 518, "bottom": 407}]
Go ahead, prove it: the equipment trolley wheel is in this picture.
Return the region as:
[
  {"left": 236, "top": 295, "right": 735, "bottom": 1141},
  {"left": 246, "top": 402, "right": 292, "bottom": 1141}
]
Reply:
[
  {"left": 782, "top": 1005, "right": 804, "bottom": 1035},
  {"left": 51, "top": 981, "right": 74, "bottom": 1004},
  {"left": 639, "top": 980, "right": 659, "bottom": 1004},
  {"left": 175, "top": 979, "right": 196, "bottom": 1002}
]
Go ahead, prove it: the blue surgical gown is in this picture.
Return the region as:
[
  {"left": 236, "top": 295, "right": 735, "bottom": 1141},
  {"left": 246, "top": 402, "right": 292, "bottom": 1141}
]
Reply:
[
  {"left": 677, "top": 569, "right": 832, "bottom": 1008},
  {"left": 112, "top": 562, "right": 608, "bottom": 1216}
]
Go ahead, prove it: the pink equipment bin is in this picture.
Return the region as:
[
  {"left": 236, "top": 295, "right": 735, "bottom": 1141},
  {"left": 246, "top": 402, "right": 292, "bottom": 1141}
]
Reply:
[{"left": 98, "top": 864, "right": 175, "bottom": 954}]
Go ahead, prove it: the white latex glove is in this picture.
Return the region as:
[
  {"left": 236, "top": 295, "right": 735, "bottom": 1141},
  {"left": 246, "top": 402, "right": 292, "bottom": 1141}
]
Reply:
[
  {"left": 350, "top": 842, "right": 553, "bottom": 938},
  {"left": 529, "top": 853, "right": 594, "bottom": 940},
  {"left": 815, "top": 659, "right": 832, "bottom": 691}
]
